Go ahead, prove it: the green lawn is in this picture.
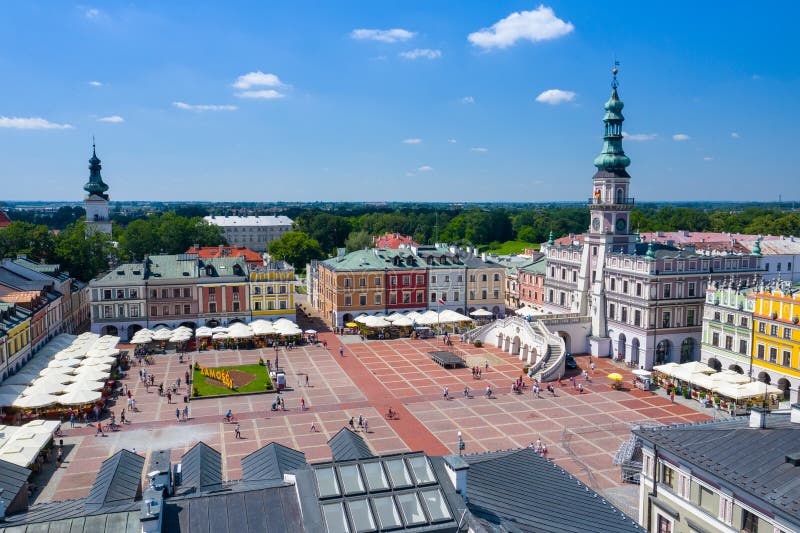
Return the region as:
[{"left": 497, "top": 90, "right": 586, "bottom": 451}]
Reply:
[
  {"left": 192, "top": 363, "right": 273, "bottom": 397},
  {"left": 480, "top": 240, "right": 540, "bottom": 255}
]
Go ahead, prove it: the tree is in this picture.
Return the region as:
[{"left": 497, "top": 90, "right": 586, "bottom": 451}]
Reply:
[
  {"left": 0, "top": 222, "right": 54, "bottom": 262},
  {"left": 54, "top": 221, "right": 114, "bottom": 282},
  {"left": 268, "top": 231, "right": 324, "bottom": 272},
  {"left": 345, "top": 230, "right": 373, "bottom": 252},
  {"left": 117, "top": 212, "right": 226, "bottom": 261}
]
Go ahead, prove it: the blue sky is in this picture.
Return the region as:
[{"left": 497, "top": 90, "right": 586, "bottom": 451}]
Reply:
[{"left": 0, "top": 1, "right": 797, "bottom": 202}]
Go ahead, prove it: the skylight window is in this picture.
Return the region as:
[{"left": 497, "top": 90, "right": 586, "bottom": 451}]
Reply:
[
  {"left": 384, "top": 459, "right": 412, "bottom": 488},
  {"left": 407, "top": 456, "right": 435, "bottom": 485},
  {"left": 321, "top": 502, "right": 350, "bottom": 533},
  {"left": 396, "top": 493, "right": 427, "bottom": 525},
  {"left": 346, "top": 500, "right": 376, "bottom": 532},
  {"left": 421, "top": 489, "right": 452, "bottom": 522},
  {"left": 371, "top": 495, "right": 403, "bottom": 529},
  {"left": 338, "top": 464, "right": 365, "bottom": 495},
  {"left": 315, "top": 467, "right": 340, "bottom": 498},
  {"left": 361, "top": 462, "right": 389, "bottom": 492}
]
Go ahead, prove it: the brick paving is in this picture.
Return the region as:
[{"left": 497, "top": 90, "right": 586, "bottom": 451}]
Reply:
[{"left": 37, "top": 335, "right": 711, "bottom": 507}]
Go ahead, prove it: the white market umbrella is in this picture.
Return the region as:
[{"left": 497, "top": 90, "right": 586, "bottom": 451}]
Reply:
[
  {"left": 153, "top": 328, "right": 173, "bottom": 341},
  {"left": 131, "top": 337, "right": 152, "bottom": 344},
  {"left": 392, "top": 317, "right": 414, "bottom": 327},
  {"left": 85, "top": 347, "right": 119, "bottom": 358},
  {"left": 386, "top": 312, "right": 406, "bottom": 322},
  {"left": 58, "top": 390, "right": 102, "bottom": 406},
  {"left": 652, "top": 363, "right": 681, "bottom": 377},
  {"left": 53, "top": 350, "right": 85, "bottom": 361},
  {"left": 73, "top": 367, "right": 110, "bottom": 380},
  {"left": 354, "top": 314, "right": 371, "bottom": 324},
  {"left": 515, "top": 306, "right": 538, "bottom": 318},
  {"left": 13, "top": 393, "right": 60, "bottom": 409},
  {"left": 169, "top": 332, "right": 192, "bottom": 343},
  {"left": 22, "top": 382, "right": 66, "bottom": 396},
  {"left": 63, "top": 380, "right": 105, "bottom": 393},
  {"left": 416, "top": 311, "right": 441, "bottom": 326},
  {"left": 250, "top": 320, "right": 275, "bottom": 336},
  {"left": 32, "top": 374, "right": 74, "bottom": 386},
  {"left": 405, "top": 311, "right": 421, "bottom": 320},
  {"left": 81, "top": 356, "right": 117, "bottom": 367},
  {"left": 211, "top": 327, "right": 229, "bottom": 334},
  {"left": 470, "top": 309, "right": 494, "bottom": 317},
  {"left": 305, "top": 329, "right": 317, "bottom": 334},
  {"left": 212, "top": 332, "right": 229, "bottom": 340},
  {"left": 678, "top": 361, "right": 715, "bottom": 375},
  {"left": 228, "top": 324, "right": 253, "bottom": 339},
  {"left": 195, "top": 326, "right": 213, "bottom": 338},
  {"left": 47, "top": 359, "right": 77, "bottom": 369},
  {"left": 38, "top": 367, "right": 75, "bottom": 378},
  {"left": 365, "top": 316, "right": 391, "bottom": 328}
]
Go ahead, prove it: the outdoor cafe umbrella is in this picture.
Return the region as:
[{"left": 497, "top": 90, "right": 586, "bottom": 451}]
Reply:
[
  {"left": 63, "top": 380, "right": 105, "bottom": 393},
  {"left": 345, "top": 322, "right": 358, "bottom": 328},
  {"left": 195, "top": 326, "right": 213, "bottom": 338},
  {"left": 81, "top": 356, "right": 117, "bottom": 367},
  {"left": 58, "top": 389, "right": 102, "bottom": 406},
  {"left": 212, "top": 332, "right": 229, "bottom": 340},
  {"left": 250, "top": 320, "right": 275, "bottom": 336},
  {"left": 354, "top": 314, "right": 371, "bottom": 324},
  {"left": 153, "top": 328, "right": 174, "bottom": 342},
  {"left": 73, "top": 367, "right": 110, "bottom": 380},
  {"left": 131, "top": 337, "right": 152, "bottom": 345},
  {"left": 607, "top": 373, "right": 624, "bottom": 381},
  {"left": 392, "top": 317, "right": 414, "bottom": 327},
  {"left": 470, "top": 309, "right": 494, "bottom": 317},
  {"left": 38, "top": 367, "right": 75, "bottom": 378},
  {"left": 211, "top": 327, "right": 229, "bottom": 334},
  {"left": 228, "top": 323, "right": 254, "bottom": 339},
  {"left": 305, "top": 329, "right": 317, "bottom": 335},
  {"left": 53, "top": 350, "right": 85, "bottom": 361},
  {"left": 22, "top": 381, "right": 66, "bottom": 396},
  {"left": 13, "top": 393, "right": 60, "bottom": 409}
]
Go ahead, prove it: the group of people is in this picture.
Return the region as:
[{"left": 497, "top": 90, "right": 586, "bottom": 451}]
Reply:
[{"left": 348, "top": 414, "right": 369, "bottom": 433}]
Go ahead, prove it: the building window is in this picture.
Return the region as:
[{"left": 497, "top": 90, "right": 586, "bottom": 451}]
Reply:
[
  {"left": 741, "top": 509, "right": 759, "bottom": 533},
  {"left": 402, "top": 276, "right": 410, "bottom": 286},
  {"left": 129, "top": 288, "right": 138, "bottom": 298},
  {"left": 784, "top": 328, "right": 792, "bottom": 339},
  {"left": 390, "top": 276, "right": 397, "bottom": 287},
  {"left": 662, "top": 311, "right": 671, "bottom": 329},
  {"left": 712, "top": 332, "right": 720, "bottom": 347},
  {"left": 623, "top": 281, "right": 629, "bottom": 294},
  {"left": 416, "top": 292, "right": 424, "bottom": 303},
  {"left": 208, "top": 287, "right": 216, "bottom": 295},
  {"left": 770, "top": 325, "right": 778, "bottom": 336},
  {"left": 431, "top": 275, "right": 437, "bottom": 284},
  {"left": 103, "top": 305, "right": 113, "bottom": 319},
  {"left": 359, "top": 295, "right": 367, "bottom": 306},
  {"left": 267, "top": 301, "right": 275, "bottom": 310},
  {"left": 375, "top": 294, "right": 382, "bottom": 305},
  {"left": 344, "top": 295, "right": 352, "bottom": 307},
  {"left": 254, "top": 286, "right": 261, "bottom": 295},
  {"left": 481, "top": 274, "right": 487, "bottom": 282},
  {"left": 280, "top": 301, "right": 287, "bottom": 310},
  {"left": 469, "top": 274, "right": 476, "bottom": 282},
  {"left": 444, "top": 275, "right": 450, "bottom": 282},
  {"left": 769, "top": 347, "right": 778, "bottom": 364},
  {"left": 116, "top": 289, "right": 124, "bottom": 299},
  {"left": 738, "top": 340, "right": 747, "bottom": 354},
  {"left": 686, "top": 309, "right": 695, "bottom": 326},
  {"left": 279, "top": 285, "right": 286, "bottom": 294},
  {"left": 783, "top": 350, "right": 791, "bottom": 366},
  {"left": 232, "top": 301, "right": 240, "bottom": 312},
  {"left": 150, "top": 289, "right": 157, "bottom": 298},
  {"left": 403, "top": 293, "right": 411, "bottom": 304},
  {"left": 344, "top": 278, "right": 351, "bottom": 288},
  {"left": 610, "top": 278, "right": 616, "bottom": 291},
  {"left": 431, "top": 292, "right": 437, "bottom": 303},
  {"left": 609, "top": 304, "right": 615, "bottom": 319},
  {"left": 688, "top": 282, "right": 695, "bottom": 297},
  {"left": 663, "top": 284, "right": 671, "bottom": 298},
  {"left": 129, "top": 305, "right": 139, "bottom": 317},
  {"left": 390, "top": 293, "right": 397, "bottom": 304},
  {"left": 621, "top": 307, "right": 628, "bottom": 322},
  {"left": 758, "top": 322, "right": 765, "bottom": 333},
  {"left": 453, "top": 292, "right": 459, "bottom": 301},
  {"left": 740, "top": 317, "right": 748, "bottom": 328},
  {"left": 254, "top": 302, "right": 261, "bottom": 311},
  {"left": 359, "top": 278, "right": 366, "bottom": 287},
  {"left": 375, "top": 277, "right": 381, "bottom": 287},
  {"left": 470, "top": 291, "right": 475, "bottom": 300},
  {"left": 714, "top": 311, "right": 721, "bottom": 321},
  {"left": 493, "top": 273, "right": 500, "bottom": 282},
  {"left": 172, "top": 288, "right": 180, "bottom": 298},
  {"left": 634, "top": 310, "right": 641, "bottom": 327},
  {"left": 416, "top": 275, "right": 424, "bottom": 284},
  {"left": 103, "top": 289, "right": 112, "bottom": 300},
  {"left": 163, "top": 305, "right": 169, "bottom": 316},
  {"left": 161, "top": 289, "right": 168, "bottom": 299},
  {"left": 724, "top": 335, "right": 733, "bottom": 351},
  {"left": 184, "top": 288, "right": 191, "bottom": 298},
  {"left": 636, "top": 283, "right": 642, "bottom": 297},
  {"left": 481, "top": 290, "right": 487, "bottom": 299},
  {"left": 757, "top": 344, "right": 765, "bottom": 359},
  {"left": 661, "top": 464, "right": 676, "bottom": 490}
]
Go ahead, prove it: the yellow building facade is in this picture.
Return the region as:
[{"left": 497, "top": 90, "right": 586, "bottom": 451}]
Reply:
[
  {"left": 751, "top": 288, "right": 800, "bottom": 402},
  {"left": 249, "top": 262, "right": 296, "bottom": 320},
  {"left": 0, "top": 302, "right": 33, "bottom": 378}
]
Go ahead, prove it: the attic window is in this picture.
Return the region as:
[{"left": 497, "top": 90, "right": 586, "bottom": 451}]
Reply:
[
  {"left": 132, "top": 270, "right": 141, "bottom": 275},
  {"left": 183, "top": 272, "right": 190, "bottom": 276},
  {"left": 116, "top": 271, "right": 124, "bottom": 275}
]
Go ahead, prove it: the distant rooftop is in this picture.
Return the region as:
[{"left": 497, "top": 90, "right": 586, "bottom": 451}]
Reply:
[{"left": 203, "top": 215, "right": 293, "bottom": 227}]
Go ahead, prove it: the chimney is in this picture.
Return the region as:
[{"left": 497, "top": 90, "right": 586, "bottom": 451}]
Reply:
[
  {"left": 148, "top": 449, "right": 173, "bottom": 495},
  {"left": 791, "top": 403, "right": 800, "bottom": 424},
  {"left": 442, "top": 454, "right": 469, "bottom": 500},
  {"left": 139, "top": 485, "right": 164, "bottom": 533},
  {"left": 749, "top": 406, "right": 767, "bottom": 429}
]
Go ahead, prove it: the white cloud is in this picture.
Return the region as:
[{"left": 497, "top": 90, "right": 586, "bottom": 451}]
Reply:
[
  {"left": 470, "top": 147, "right": 488, "bottom": 152},
  {"left": 350, "top": 28, "right": 415, "bottom": 43},
  {"left": 703, "top": 156, "right": 714, "bottom": 161},
  {"left": 672, "top": 133, "right": 690, "bottom": 141},
  {"left": 402, "top": 138, "right": 422, "bottom": 144},
  {"left": 731, "top": 132, "right": 740, "bottom": 138},
  {"left": 173, "top": 102, "right": 238, "bottom": 112},
  {"left": 88, "top": 81, "right": 103, "bottom": 87},
  {"left": 461, "top": 96, "right": 475, "bottom": 104},
  {"left": 84, "top": 7, "right": 101, "bottom": 19},
  {"left": 399, "top": 48, "right": 442, "bottom": 60},
  {"left": 98, "top": 115, "right": 124, "bottom": 123},
  {"left": 235, "top": 89, "right": 285, "bottom": 99},
  {"left": 468, "top": 5, "right": 574, "bottom": 49},
  {"left": 535, "top": 89, "right": 575, "bottom": 105},
  {"left": 623, "top": 132, "right": 657, "bottom": 141},
  {"left": 417, "top": 165, "right": 433, "bottom": 172},
  {"left": 448, "top": 139, "right": 457, "bottom": 144},
  {"left": 405, "top": 172, "right": 416, "bottom": 177},
  {"left": 232, "top": 71, "right": 286, "bottom": 90},
  {"left": 0, "top": 117, "right": 73, "bottom": 130}
]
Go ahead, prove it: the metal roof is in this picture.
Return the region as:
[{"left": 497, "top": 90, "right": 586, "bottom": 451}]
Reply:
[
  {"left": 180, "top": 442, "right": 222, "bottom": 493},
  {"left": 204, "top": 215, "right": 293, "bottom": 227},
  {"left": 327, "top": 428, "right": 375, "bottom": 462},
  {"left": 463, "top": 448, "right": 641, "bottom": 533},
  {"left": 634, "top": 413, "right": 800, "bottom": 521},
  {"left": 241, "top": 442, "right": 307, "bottom": 482},
  {"left": 0, "top": 510, "right": 142, "bottom": 533},
  {"left": 84, "top": 450, "right": 144, "bottom": 512},
  {"left": 0, "top": 458, "right": 30, "bottom": 506}
]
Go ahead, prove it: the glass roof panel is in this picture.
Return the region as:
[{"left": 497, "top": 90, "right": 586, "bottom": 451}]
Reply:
[
  {"left": 371, "top": 495, "right": 402, "bottom": 529},
  {"left": 361, "top": 462, "right": 389, "bottom": 492},
  {"left": 421, "top": 489, "right": 452, "bottom": 522},
  {"left": 384, "top": 459, "right": 413, "bottom": 488},
  {"left": 321, "top": 502, "right": 350, "bottom": 533},
  {"left": 338, "top": 464, "right": 365, "bottom": 495},
  {"left": 396, "top": 492, "right": 427, "bottom": 525},
  {"left": 315, "top": 467, "right": 341, "bottom": 498},
  {"left": 346, "top": 500, "right": 376, "bottom": 533},
  {"left": 407, "top": 456, "right": 436, "bottom": 485}
]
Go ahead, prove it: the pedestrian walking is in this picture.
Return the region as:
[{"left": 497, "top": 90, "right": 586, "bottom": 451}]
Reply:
[
  {"left": 443, "top": 386, "right": 449, "bottom": 400},
  {"left": 570, "top": 376, "right": 576, "bottom": 389},
  {"left": 339, "top": 346, "right": 344, "bottom": 357},
  {"left": 182, "top": 406, "right": 189, "bottom": 420},
  {"left": 578, "top": 382, "right": 584, "bottom": 394},
  {"left": 349, "top": 417, "right": 355, "bottom": 430},
  {"left": 167, "top": 391, "right": 172, "bottom": 404},
  {"left": 670, "top": 390, "right": 675, "bottom": 403},
  {"left": 69, "top": 413, "right": 75, "bottom": 428},
  {"left": 132, "top": 398, "right": 137, "bottom": 411},
  {"left": 485, "top": 361, "right": 489, "bottom": 371},
  {"left": 590, "top": 361, "right": 596, "bottom": 374},
  {"left": 176, "top": 408, "right": 180, "bottom": 422},
  {"left": 57, "top": 447, "right": 63, "bottom": 467},
  {"left": 177, "top": 377, "right": 181, "bottom": 389},
  {"left": 95, "top": 423, "right": 103, "bottom": 437},
  {"left": 300, "top": 398, "right": 306, "bottom": 411},
  {"left": 305, "top": 375, "right": 309, "bottom": 387},
  {"left": 121, "top": 409, "right": 126, "bottom": 424},
  {"left": 323, "top": 340, "right": 328, "bottom": 349},
  {"left": 358, "top": 414, "right": 363, "bottom": 428},
  {"left": 310, "top": 419, "right": 317, "bottom": 432},
  {"left": 185, "top": 370, "right": 190, "bottom": 386},
  {"left": 234, "top": 422, "right": 241, "bottom": 439},
  {"left": 363, "top": 418, "right": 369, "bottom": 433}
]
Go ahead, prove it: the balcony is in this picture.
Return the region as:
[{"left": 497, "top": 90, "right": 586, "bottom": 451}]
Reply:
[{"left": 588, "top": 197, "right": 635, "bottom": 208}]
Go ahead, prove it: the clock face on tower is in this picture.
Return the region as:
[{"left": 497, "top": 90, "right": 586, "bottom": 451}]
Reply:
[
  {"left": 592, "top": 218, "right": 601, "bottom": 231},
  {"left": 616, "top": 218, "right": 627, "bottom": 232}
]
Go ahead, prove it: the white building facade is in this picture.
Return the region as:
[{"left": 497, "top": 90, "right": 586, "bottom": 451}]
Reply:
[{"left": 203, "top": 215, "right": 293, "bottom": 252}]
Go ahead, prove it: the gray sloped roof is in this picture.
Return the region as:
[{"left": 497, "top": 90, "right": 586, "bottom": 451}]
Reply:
[
  {"left": 327, "top": 428, "right": 374, "bottom": 462},
  {"left": 634, "top": 413, "right": 800, "bottom": 520},
  {"left": 0, "top": 510, "right": 142, "bottom": 533},
  {"left": 0, "top": 459, "right": 30, "bottom": 505},
  {"left": 180, "top": 442, "right": 222, "bottom": 493},
  {"left": 241, "top": 442, "right": 307, "bottom": 482},
  {"left": 84, "top": 450, "right": 144, "bottom": 512},
  {"left": 463, "top": 448, "right": 641, "bottom": 533},
  {"left": 161, "top": 484, "right": 303, "bottom": 533}
]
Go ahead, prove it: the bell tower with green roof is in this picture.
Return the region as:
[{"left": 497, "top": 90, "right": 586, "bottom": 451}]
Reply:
[{"left": 83, "top": 140, "right": 112, "bottom": 236}]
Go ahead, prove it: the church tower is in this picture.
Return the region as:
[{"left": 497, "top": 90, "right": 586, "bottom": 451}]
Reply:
[
  {"left": 83, "top": 141, "right": 112, "bottom": 236},
  {"left": 573, "top": 66, "right": 635, "bottom": 355}
]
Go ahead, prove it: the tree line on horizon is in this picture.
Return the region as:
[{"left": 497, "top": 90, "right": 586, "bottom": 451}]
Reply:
[{"left": 0, "top": 205, "right": 798, "bottom": 281}]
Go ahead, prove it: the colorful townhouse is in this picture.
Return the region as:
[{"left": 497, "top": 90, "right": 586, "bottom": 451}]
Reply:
[
  {"left": 0, "top": 302, "right": 32, "bottom": 381},
  {"left": 751, "top": 283, "right": 800, "bottom": 402},
  {"left": 249, "top": 260, "right": 295, "bottom": 321},
  {"left": 196, "top": 256, "right": 250, "bottom": 327},
  {"left": 313, "top": 246, "right": 505, "bottom": 327},
  {"left": 699, "top": 281, "right": 756, "bottom": 377},
  {"left": 518, "top": 256, "right": 547, "bottom": 309}
]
